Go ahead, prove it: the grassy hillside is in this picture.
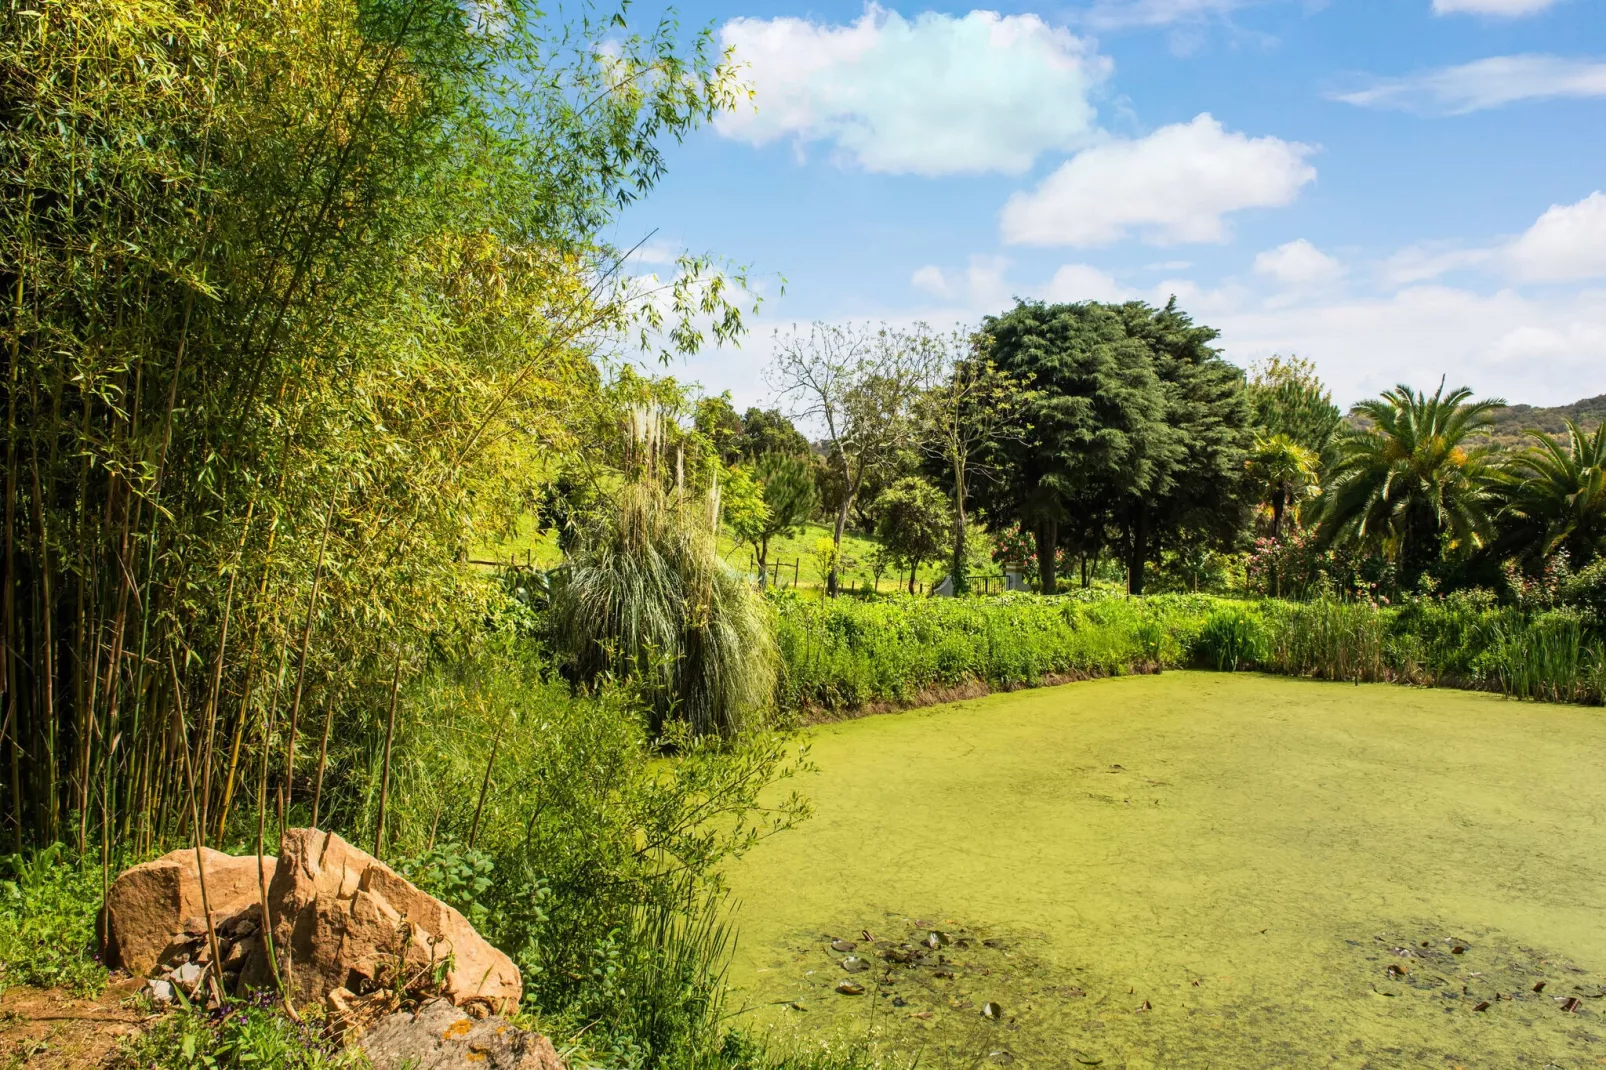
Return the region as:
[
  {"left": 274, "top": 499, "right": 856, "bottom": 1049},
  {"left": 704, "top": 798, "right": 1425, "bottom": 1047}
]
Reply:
[{"left": 1479, "top": 392, "right": 1606, "bottom": 447}]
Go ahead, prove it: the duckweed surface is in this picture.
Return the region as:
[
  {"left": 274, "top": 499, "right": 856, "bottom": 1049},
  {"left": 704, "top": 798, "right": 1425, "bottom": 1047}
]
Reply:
[{"left": 726, "top": 673, "right": 1606, "bottom": 1068}]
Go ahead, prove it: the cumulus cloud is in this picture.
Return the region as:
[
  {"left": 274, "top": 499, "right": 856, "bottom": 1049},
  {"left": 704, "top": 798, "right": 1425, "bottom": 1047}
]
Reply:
[
  {"left": 1333, "top": 54, "right": 1606, "bottom": 115},
  {"left": 999, "top": 114, "right": 1317, "bottom": 247},
  {"left": 1506, "top": 192, "right": 1606, "bottom": 282},
  {"left": 1080, "top": 0, "right": 1255, "bottom": 29},
  {"left": 1203, "top": 284, "right": 1606, "bottom": 406},
  {"left": 1253, "top": 240, "right": 1346, "bottom": 285},
  {"left": 1377, "top": 244, "right": 1497, "bottom": 285},
  {"left": 907, "top": 256, "right": 1014, "bottom": 308},
  {"left": 716, "top": 5, "right": 1110, "bottom": 176},
  {"left": 1042, "top": 264, "right": 1135, "bottom": 303},
  {"left": 1432, "top": 0, "right": 1562, "bottom": 15}
]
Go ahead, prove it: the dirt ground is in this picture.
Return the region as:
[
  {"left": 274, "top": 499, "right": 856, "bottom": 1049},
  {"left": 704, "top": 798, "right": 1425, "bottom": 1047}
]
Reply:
[
  {"left": 724, "top": 672, "right": 1606, "bottom": 1068},
  {"left": 0, "top": 976, "right": 145, "bottom": 1068}
]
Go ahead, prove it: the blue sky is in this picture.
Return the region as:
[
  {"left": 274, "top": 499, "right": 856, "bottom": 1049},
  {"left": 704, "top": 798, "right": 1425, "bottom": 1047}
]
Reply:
[{"left": 611, "top": 0, "right": 1606, "bottom": 408}]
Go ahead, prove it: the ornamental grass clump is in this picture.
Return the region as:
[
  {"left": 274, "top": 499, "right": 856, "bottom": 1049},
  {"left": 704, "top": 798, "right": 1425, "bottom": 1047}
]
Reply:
[{"left": 551, "top": 481, "right": 776, "bottom": 738}]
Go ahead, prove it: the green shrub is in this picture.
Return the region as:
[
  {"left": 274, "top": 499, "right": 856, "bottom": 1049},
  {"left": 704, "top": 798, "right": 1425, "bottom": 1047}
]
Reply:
[
  {"left": 1195, "top": 607, "right": 1268, "bottom": 671},
  {"left": 111, "top": 1000, "right": 367, "bottom": 1070},
  {"left": 1562, "top": 558, "right": 1606, "bottom": 624},
  {"left": 0, "top": 844, "right": 107, "bottom": 996}
]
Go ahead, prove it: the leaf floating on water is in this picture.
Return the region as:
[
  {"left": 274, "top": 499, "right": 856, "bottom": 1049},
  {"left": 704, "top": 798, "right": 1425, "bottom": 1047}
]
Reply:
[
  {"left": 1072, "top": 1052, "right": 1104, "bottom": 1066},
  {"left": 1387, "top": 964, "right": 1408, "bottom": 978},
  {"left": 982, "top": 1001, "right": 1004, "bottom": 1019},
  {"left": 1533, "top": 981, "right": 1546, "bottom": 993},
  {"left": 927, "top": 931, "right": 949, "bottom": 949},
  {"left": 989, "top": 1051, "right": 1015, "bottom": 1065},
  {"left": 830, "top": 940, "right": 856, "bottom": 953},
  {"left": 1472, "top": 1000, "right": 1491, "bottom": 1011},
  {"left": 909, "top": 1010, "right": 933, "bottom": 1020},
  {"left": 1452, "top": 945, "right": 1467, "bottom": 955},
  {"left": 840, "top": 956, "right": 868, "bottom": 972},
  {"left": 836, "top": 980, "right": 865, "bottom": 996},
  {"left": 1560, "top": 996, "right": 1582, "bottom": 1013},
  {"left": 983, "top": 939, "right": 1007, "bottom": 950},
  {"left": 861, "top": 930, "right": 874, "bottom": 942},
  {"left": 1138, "top": 999, "right": 1152, "bottom": 1012}
]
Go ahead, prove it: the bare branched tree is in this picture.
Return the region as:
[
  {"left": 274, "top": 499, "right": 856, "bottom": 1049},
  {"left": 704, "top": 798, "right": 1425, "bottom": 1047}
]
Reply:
[{"left": 767, "top": 324, "right": 925, "bottom": 595}]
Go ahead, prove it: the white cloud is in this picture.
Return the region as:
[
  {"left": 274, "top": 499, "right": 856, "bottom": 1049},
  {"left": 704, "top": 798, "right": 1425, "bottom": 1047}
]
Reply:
[
  {"left": 1080, "top": 0, "right": 1254, "bottom": 29},
  {"left": 1333, "top": 54, "right": 1606, "bottom": 115},
  {"left": 1432, "top": 0, "right": 1562, "bottom": 15},
  {"left": 1042, "top": 264, "right": 1135, "bottom": 303},
  {"left": 910, "top": 265, "right": 953, "bottom": 298},
  {"left": 1184, "top": 283, "right": 1606, "bottom": 406},
  {"left": 906, "top": 256, "right": 1014, "bottom": 308},
  {"left": 1377, "top": 243, "right": 1497, "bottom": 285},
  {"left": 716, "top": 5, "right": 1110, "bottom": 176},
  {"left": 999, "top": 114, "right": 1317, "bottom": 247},
  {"left": 1253, "top": 240, "right": 1346, "bottom": 285},
  {"left": 1506, "top": 192, "right": 1606, "bottom": 281}
]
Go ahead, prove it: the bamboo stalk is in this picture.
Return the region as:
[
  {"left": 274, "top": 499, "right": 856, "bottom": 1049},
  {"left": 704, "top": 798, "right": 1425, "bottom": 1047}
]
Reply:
[
  {"left": 373, "top": 650, "right": 403, "bottom": 858},
  {"left": 283, "top": 499, "right": 336, "bottom": 824},
  {"left": 467, "top": 713, "right": 507, "bottom": 852}
]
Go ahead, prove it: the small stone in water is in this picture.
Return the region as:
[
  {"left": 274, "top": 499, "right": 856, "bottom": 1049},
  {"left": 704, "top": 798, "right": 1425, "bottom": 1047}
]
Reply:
[
  {"left": 836, "top": 980, "right": 865, "bottom": 996},
  {"left": 840, "top": 956, "right": 868, "bottom": 972}
]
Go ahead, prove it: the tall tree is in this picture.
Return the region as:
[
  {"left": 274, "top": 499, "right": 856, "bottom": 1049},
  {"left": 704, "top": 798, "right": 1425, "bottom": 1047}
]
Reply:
[
  {"left": 1317, "top": 381, "right": 1504, "bottom": 583},
  {"left": 768, "top": 324, "right": 924, "bottom": 595},
  {"left": 916, "top": 329, "right": 1032, "bottom": 595},
  {"left": 727, "top": 453, "right": 819, "bottom": 588},
  {"left": 874, "top": 478, "right": 951, "bottom": 594},
  {"left": 736, "top": 408, "right": 810, "bottom": 460},
  {"left": 694, "top": 394, "right": 745, "bottom": 464},
  {"left": 1245, "top": 356, "right": 1342, "bottom": 456},
  {"left": 1247, "top": 433, "right": 1320, "bottom": 538},
  {"left": 1115, "top": 300, "right": 1253, "bottom": 595},
  {"left": 1500, "top": 419, "right": 1606, "bottom": 567},
  {"left": 978, "top": 301, "right": 1169, "bottom": 594}
]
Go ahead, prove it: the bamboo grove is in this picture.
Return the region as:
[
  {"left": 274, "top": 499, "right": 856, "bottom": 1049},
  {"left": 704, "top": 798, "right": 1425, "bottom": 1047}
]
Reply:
[{"left": 0, "top": 0, "right": 744, "bottom": 860}]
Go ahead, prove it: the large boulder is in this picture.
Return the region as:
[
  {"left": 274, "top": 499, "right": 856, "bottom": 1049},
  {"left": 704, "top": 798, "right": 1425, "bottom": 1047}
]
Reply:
[
  {"left": 103, "top": 847, "right": 276, "bottom": 976},
  {"left": 249, "top": 829, "right": 521, "bottom": 1014},
  {"left": 359, "top": 998, "right": 563, "bottom": 1070}
]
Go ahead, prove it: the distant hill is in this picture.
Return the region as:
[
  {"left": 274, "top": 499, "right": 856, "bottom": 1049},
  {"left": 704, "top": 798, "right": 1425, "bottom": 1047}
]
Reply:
[{"left": 1480, "top": 393, "right": 1606, "bottom": 448}]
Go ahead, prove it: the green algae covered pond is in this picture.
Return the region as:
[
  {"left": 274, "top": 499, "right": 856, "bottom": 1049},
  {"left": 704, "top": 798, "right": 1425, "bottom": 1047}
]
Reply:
[{"left": 725, "top": 673, "right": 1606, "bottom": 1068}]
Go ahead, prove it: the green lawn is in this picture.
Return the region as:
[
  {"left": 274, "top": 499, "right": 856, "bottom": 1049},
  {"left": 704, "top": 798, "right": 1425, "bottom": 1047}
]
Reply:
[
  {"left": 719, "top": 522, "right": 1000, "bottom": 595},
  {"left": 475, "top": 518, "right": 986, "bottom": 594},
  {"left": 725, "top": 673, "right": 1606, "bottom": 1068}
]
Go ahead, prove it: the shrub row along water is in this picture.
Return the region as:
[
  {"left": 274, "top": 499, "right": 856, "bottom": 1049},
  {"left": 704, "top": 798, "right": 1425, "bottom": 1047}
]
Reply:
[{"left": 772, "top": 590, "right": 1606, "bottom": 713}]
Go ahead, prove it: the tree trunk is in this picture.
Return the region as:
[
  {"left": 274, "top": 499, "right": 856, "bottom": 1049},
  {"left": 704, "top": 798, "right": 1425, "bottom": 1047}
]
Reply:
[
  {"left": 907, "top": 561, "right": 917, "bottom": 596},
  {"left": 831, "top": 500, "right": 850, "bottom": 597},
  {"left": 1034, "top": 516, "right": 1058, "bottom": 595},
  {"left": 755, "top": 537, "right": 769, "bottom": 590},
  {"left": 1128, "top": 505, "right": 1148, "bottom": 596},
  {"left": 1271, "top": 487, "right": 1286, "bottom": 539},
  {"left": 950, "top": 467, "right": 968, "bottom": 596}
]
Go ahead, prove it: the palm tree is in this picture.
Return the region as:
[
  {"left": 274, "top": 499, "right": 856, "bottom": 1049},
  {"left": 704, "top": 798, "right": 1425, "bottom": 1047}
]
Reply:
[
  {"left": 1500, "top": 419, "right": 1606, "bottom": 567},
  {"left": 1246, "top": 433, "right": 1320, "bottom": 537},
  {"left": 1317, "top": 381, "right": 1504, "bottom": 579}
]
